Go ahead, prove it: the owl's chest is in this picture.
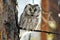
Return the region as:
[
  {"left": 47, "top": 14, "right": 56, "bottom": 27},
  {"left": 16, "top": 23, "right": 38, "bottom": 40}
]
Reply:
[
  {"left": 25, "top": 17, "right": 39, "bottom": 24},
  {"left": 22, "top": 17, "right": 39, "bottom": 30}
]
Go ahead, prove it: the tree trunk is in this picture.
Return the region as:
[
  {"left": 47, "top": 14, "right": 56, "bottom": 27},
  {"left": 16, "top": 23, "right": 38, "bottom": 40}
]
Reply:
[{"left": 0, "top": 0, "right": 19, "bottom": 40}]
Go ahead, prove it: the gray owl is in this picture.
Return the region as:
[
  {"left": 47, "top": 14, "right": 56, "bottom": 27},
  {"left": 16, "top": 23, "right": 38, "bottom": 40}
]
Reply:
[{"left": 19, "top": 4, "right": 40, "bottom": 30}]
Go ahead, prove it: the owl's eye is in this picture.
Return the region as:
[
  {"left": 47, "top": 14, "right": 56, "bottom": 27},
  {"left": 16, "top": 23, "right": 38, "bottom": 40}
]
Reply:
[
  {"left": 34, "top": 8, "right": 37, "bottom": 12},
  {"left": 29, "top": 8, "right": 31, "bottom": 11}
]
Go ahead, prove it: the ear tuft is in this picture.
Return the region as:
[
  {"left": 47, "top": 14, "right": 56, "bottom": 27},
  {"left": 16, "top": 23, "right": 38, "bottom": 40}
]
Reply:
[{"left": 25, "top": 4, "right": 31, "bottom": 9}]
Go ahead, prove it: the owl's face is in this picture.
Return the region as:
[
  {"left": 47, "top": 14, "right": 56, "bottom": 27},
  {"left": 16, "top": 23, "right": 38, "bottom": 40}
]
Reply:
[{"left": 24, "top": 4, "right": 40, "bottom": 17}]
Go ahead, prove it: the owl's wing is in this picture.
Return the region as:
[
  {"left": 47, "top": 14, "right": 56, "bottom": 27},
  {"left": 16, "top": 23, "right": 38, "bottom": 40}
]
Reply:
[
  {"left": 19, "top": 14, "right": 23, "bottom": 28},
  {"left": 19, "top": 13, "right": 25, "bottom": 29}
]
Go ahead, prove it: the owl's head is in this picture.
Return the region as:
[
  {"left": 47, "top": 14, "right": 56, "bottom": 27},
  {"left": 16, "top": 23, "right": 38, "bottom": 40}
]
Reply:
[{"left": 24, "top": 4, "right": 40, "bottom": 17}]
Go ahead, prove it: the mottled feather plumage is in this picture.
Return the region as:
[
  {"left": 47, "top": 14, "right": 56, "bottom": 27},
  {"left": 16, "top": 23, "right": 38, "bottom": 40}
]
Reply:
[{"left": 19, "top": 4, "right": 40, "bottom": 30}]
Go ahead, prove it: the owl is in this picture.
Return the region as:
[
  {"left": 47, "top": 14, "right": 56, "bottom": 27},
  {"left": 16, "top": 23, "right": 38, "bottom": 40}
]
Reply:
[{"left": 19, "top": 4, "right": 40, "bottom": 30}]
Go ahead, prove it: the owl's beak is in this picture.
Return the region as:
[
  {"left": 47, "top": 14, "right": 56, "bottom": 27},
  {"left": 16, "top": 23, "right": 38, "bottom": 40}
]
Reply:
[
  {"left": 31, "top": 15, "right": 33, "bottom": 16},
  {"left": 31, "top": 12, "right": 34, "bottom": 16}
]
